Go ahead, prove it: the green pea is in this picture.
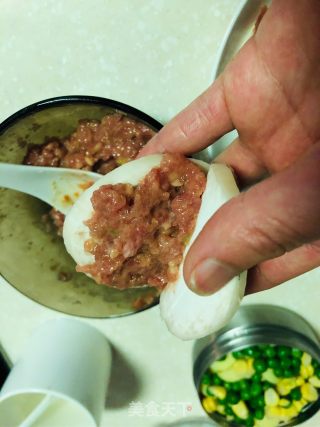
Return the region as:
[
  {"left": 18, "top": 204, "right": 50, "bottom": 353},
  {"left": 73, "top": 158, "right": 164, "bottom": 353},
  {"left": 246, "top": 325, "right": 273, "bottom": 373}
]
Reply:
[
  {"left": 259, "top": 344, "right": 269, "bottom": 351},
  {"left": 239, "top": 379, "right": 250, "bottom": 390},
  {"left": 250, "top": 383, "right": 263, "bottom": 397},
  {"left": 254, "top": 408, "right": 265, "bottom": 420},
  {"left": 254, "top": 358, "right": 268, "bottom": 373},
  {"left": 291, "top": 358, "right": 301, "bottom": 369},
  {"left": 207, "top": 387, "right": 214, "bottom": 396},
  {"left": 232, "top": 381, "right": 242, "bottom": 391},
  {"left": 265, "top": 346, "right": 277, "bottom": 358},
  {"left": 212, "top": 374, "right": 223, "bottom": 385},
  {"left": 244, "top": 346, "right": 261, "bottom": 358},
  {"left": 280, "top": 357, "right": 292, "bottom": 369},
  {"left": 234, "top": 415, "right": 245, "bottom": 425},
  {"left": 251, "top": 373, "right": 262, "bottom": 383},
  {"left": 268, "top": 358, "right": 280, "bottom": 369},
  {"left": 291, "top": 387, "right": 302, "bottom": 401},
  {"left": 292, "top": 366, "right": 300, "bottom": 376},
  {"left": 249, "top": 397, "right": 258, "bottom": 409},
  {"left": 250, "top": 396, "right": 264, "bottom": 409},
  {"left": 227, "top": 391, "right": 240, "bottom": 405},
  {"left": 217, "top": 354, "right": 227, "bottom": 361},
  {"left": 312, "top": 359, "right": 320, "bottom": 369},
  {"left": 262, "top": 381, "right": 274, "bottom": 391},
  {"left": 201, "top": 373, "right": 211, "bottom": 385},
  {"left": 278, "top": 346, "right": 292, "bottom": 358},
  {"left": 316, "top": 367, "right": 320, "bottom": 379},
  {"left": 283, "top": 368, "right": 294, "bottom": 378},
  {"left": 225, "top": 406, "right": 234, "bottom": 416},
  {"left": 218, "top": 398, "right": 227, "bottom": 405},
  {"left": 245, "top": 415, "right": 255, "bottom": 427},
  {"left": 241, "top": 389, "right": 251, "bottom": 401},
  {"left": 256, "top": 395, "right": 265, "bottom": 408},
  {"left": 224, "top": 382, "right": 233, "bottom": 391},
  {"left": 291, "top": 348, "right": 303, "bottom": 358},
  {"left": 274, "top": 367, "right": 284, "bottom": 378},
  {"left": 233, "top": 350, "right": 245, "bottom": 359}
]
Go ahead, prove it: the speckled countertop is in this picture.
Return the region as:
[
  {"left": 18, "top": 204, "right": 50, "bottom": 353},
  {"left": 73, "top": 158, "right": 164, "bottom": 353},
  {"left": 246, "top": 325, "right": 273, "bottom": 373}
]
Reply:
[{"left": 0, "top": 1, "right": 320, "bottom": 426}]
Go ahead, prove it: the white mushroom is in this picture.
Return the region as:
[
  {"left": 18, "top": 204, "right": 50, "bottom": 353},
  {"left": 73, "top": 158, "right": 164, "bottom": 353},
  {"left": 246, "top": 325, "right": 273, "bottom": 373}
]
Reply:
[
  {"left": 160, "top": 162, "right": 246, "bottom": 340},
  {"left": 63, "top": 155, "right": 246, "bottom": 340}
]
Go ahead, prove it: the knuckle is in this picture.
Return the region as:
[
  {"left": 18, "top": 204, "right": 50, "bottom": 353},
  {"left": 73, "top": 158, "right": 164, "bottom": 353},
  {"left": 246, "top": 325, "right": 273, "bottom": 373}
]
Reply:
[
  {"left": 239, "top": 221, "right": 287, "bottom": 260},
  {"left": 303, "top": 240, "right": 320, "bottom": 258},
  {"left": 177, "top": 99, "right": 216, "bottom": 142},
  {"left": 236, "top": 192, "right": 305, "bottom": 261}
]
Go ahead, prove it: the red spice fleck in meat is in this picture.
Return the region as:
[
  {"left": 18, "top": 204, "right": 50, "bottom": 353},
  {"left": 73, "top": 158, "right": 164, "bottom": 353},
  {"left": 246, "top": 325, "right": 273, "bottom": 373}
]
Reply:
[
  {"left": 23, "top": 113, "right": 155, "bottom": 234},
  {"left": 78, "top": 154, "right": 206, "bottom": 290}
]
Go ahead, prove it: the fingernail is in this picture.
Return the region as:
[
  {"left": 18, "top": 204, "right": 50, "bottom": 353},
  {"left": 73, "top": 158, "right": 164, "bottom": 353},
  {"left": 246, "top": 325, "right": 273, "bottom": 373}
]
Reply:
[{"left": 189, "top": 258, "right": 236, "bottom": 296}]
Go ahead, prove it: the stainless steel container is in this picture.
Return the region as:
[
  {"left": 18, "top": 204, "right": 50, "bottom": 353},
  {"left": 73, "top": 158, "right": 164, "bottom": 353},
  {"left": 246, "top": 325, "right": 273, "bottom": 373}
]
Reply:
[{"left": 193, "top": 304, "right": 320, "bottom": 427}]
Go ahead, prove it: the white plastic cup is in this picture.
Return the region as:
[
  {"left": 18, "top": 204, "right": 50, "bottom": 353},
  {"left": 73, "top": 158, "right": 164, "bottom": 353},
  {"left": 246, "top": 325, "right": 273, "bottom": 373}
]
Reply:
[{"left": 0, "top": 318, "right": 112, "bottom": 427}]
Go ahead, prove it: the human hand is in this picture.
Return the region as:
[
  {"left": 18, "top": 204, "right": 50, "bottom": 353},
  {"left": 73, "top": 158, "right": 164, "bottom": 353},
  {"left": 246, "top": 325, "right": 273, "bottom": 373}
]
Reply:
[{"left": 139, "top": 0, "right": 320, "bottom": 295}]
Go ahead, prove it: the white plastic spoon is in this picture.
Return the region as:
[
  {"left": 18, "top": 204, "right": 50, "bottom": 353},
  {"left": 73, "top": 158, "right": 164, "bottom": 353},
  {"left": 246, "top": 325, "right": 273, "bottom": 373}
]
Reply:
[{"left": 0, "top": 163, "right": 100, "bottom": 215}]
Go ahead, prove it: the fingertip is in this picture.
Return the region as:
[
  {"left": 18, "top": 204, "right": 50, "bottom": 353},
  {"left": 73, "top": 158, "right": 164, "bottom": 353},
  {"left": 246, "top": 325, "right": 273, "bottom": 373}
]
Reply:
[
  {"left": 136, "top": 144, "right": 155, "bottom": 158},
  {"left": 137, "top": 134, "right": 166, "bottom": 158}
]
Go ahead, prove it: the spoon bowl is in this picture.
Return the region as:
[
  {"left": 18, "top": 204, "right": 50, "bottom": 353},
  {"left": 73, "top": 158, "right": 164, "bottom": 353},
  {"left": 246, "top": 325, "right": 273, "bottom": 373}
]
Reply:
[{"left": 0, "top": 163, "right": 100, "bottom": 215}]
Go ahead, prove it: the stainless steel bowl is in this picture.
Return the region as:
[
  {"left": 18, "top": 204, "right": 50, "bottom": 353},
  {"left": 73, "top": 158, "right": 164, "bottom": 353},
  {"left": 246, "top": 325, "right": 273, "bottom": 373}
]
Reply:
[{"left": 193, "top": 304, "right": 320, "bottom": 427}]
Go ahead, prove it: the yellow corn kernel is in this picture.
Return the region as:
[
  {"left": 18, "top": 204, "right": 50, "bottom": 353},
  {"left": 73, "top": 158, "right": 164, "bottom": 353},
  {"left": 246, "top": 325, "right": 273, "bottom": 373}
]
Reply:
[
  {"left": 302, "top": 352, "right": 312, "bottom": 366},
  {"left": 247, "top": 357, "right": 254, "bottom": 370},
  {"left": 300, "top": 365, "right": 309, "bottom": 379},
  {"left": 92, "top": 142, "right": 102, "bottom": 154},
  {"left": 266, "top": 406, "right": 283, "bottom": 418},
  {"left": 306, "top": 365, "right": 314, "bottom": 377},
  {"left": 216, "top": 404, "right": 226, "bottom": 415},
  {"left": 267, "top": 409, "right": 298, "bottom": 424},
  {"left": 208, "top": 385, "right": 227, "bottom": 400},
  {"left": 277, "top": 379, "right": 296, "bottom": 396},
  {"left": 200, "top": 384, "right": 210, "bottom": 396},
  {"left": 262, "top": 368, "right": 279, "bottom": 384},
  {"left": 233, "top": 359, "right": 252, "bottom": 374},
  {"left": 84, "top": 156, "right": 95, "bottom": 166},
  {"left": 293, "top": 398, "right": 308, "bottom": 412},
  {"left": 255, "top": 416, "right": 284, "bottom": 427},
  {"left": 282, "top": 406, "right": 299, "bottom": 418},
  {"left": 309, "top": 375, "right": 320, "bottom": 388},
  {"left": 202, "top": 396, "right": 217, "bottom": 413},
  {"left": 116, "top": 157, "right": 129, "bottom": 165},
  {"left": 265, "top": 388, "right": 280, "bottom": 406},
  {"left": 231, "top": 401, "right": 249, "bottom": 420},
  {"left": 210, "top": 353, "right": 235, "bottom": 372},
  {"left": 278, "top": 398, "right": 291, "bottom": 408},
  {"left": 301, "top": 383, "right": 318, "bottom": 402},
  {"left": 219, "top": 359, "right": 254, "bottom": 382},
  {"left": 295, "top": 376, "right": 305, "bottom": 386}
]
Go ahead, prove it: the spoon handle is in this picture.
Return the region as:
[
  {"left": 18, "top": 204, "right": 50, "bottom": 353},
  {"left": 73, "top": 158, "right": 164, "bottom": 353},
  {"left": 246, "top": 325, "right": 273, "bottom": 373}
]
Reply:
[{"left": 0, "top": 163, "right": 100, "bottom": 214}]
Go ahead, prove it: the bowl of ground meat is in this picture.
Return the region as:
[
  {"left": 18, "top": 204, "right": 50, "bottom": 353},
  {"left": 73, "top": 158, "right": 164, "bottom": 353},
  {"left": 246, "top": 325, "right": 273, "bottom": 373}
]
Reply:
[{"left": 0, "top": 95, "right": 162, "bottom": 317}]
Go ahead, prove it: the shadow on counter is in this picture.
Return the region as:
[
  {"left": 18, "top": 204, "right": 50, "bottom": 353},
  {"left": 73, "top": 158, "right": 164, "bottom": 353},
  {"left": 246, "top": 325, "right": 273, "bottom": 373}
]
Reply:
[
  {"left": 0, "top": 345, "right": 10, "bottom": 388},
  {"left": 105, "top": 345, "right": 141, "bottom": 409}
]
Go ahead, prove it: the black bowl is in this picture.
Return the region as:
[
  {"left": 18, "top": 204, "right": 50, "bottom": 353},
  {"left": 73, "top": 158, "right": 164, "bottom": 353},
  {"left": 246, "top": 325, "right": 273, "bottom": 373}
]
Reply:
[{"left": 0, "top": 95, "right": 163, "bottom": 317}]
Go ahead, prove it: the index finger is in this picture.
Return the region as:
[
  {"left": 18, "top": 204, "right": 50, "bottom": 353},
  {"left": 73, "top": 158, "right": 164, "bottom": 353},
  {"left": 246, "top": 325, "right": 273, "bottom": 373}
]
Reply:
[{"left": 138, "top": 76, "right": 233, "bottom": 157}]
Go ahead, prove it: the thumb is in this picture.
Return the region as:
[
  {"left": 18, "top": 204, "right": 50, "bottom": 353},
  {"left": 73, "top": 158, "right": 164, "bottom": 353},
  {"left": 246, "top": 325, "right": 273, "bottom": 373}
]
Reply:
[{"left": 184, "top": 142, "right": 320, "bottom": 295}]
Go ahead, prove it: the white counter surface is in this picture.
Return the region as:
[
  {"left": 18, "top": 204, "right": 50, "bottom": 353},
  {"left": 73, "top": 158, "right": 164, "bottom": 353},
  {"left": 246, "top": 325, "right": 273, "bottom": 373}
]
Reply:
[{"left": 0, "top": 1, "right": 319, "bottom": 426}]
